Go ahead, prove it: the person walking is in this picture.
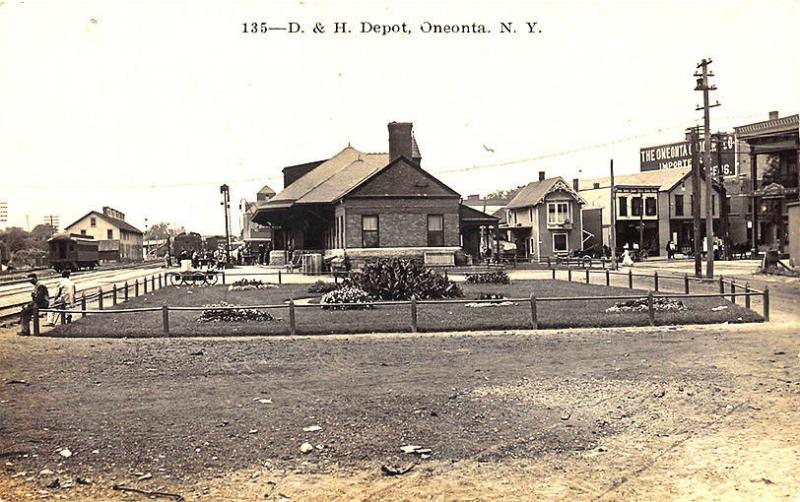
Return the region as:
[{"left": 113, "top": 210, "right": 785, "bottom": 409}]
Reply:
[
  {"left": 48, "top": 270, "right": 76, "bottom": 326},
  {"left": 18, "top": 273, "right": 49, "bottom": 336}
]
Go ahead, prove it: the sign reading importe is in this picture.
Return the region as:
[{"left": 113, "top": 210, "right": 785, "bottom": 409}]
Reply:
[{"left": 640, "top": 134, "right": 736, "bottom": 176}]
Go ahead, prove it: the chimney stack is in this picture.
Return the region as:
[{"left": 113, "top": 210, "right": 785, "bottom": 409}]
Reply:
[
  {"left": 572, "top": 178, "right": 579, "bottom": 191},
  {"left": 388, "top": 122, "right": 414, "bottom": 162},
  {"left": 538, "top": 171, "right": 546, "bottom": 182},
  {"left": 769, "top": 110, "right": 779, "bottom": 120}
]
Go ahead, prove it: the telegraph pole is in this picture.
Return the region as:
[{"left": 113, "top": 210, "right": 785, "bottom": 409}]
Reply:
[
  {"left": 695, "top": 58, "right": 720, "bottom": 278},
  {"left": 220, "top": 184, "right": 231, "bottom": 266},
  {"left": 609, "top": 159, "right": 617, "bottom": 269},
  {"left": 715, "top": 132, "right": 730, "bottom": 260},
  {"left": 689, "top": 126, "right": 702, "bottom": 278}
]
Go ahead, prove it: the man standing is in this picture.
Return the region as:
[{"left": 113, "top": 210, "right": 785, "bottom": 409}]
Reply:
[
  {"left": 19, "top": 273, "right": 49, "bottom": 336},
  {"left": 48, "top": 270, "right": 76, "bottom": 326}
]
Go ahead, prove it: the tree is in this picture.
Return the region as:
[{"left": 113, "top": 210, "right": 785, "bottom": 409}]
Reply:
[
  {"left": 485, "top": 185, "right": 526, "bottom": 201},
  {"left": 30, "top": 224, "right": 56, "bottom": 242},
  {"left": 145, "top": 222, "right": 185, "bottom": 240},
  {"left": 0, "top": 227, "right": 35, "bottom": 254}
]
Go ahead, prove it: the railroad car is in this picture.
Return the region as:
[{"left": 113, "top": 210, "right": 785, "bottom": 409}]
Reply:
[
  {"left": 172, "top": 231, "right": 203, "bottom": 258},
  {"left": 47, "top": 233, "right": 99, "bottom": 271}
]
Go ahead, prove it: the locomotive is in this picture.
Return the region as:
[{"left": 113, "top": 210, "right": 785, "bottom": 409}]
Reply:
[{"left": 47, "top": 233, "right": 99, "bottom": 272}]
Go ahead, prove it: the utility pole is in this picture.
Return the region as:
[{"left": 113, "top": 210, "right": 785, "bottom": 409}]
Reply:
[
  {"left": 638, "top": 193, "right": 645, "bottom": 255},
  {"left": 220, "top": 184, "right": 231, "bottom": 266},
  {"left": 609, "top": 159, "right": 617, "bottom": 269},
  {"left": 689, "top": 126, "right": 702, "bottom": 278},
  {"left": 695, "top": 58, "right": 720, "bottom": 278}
]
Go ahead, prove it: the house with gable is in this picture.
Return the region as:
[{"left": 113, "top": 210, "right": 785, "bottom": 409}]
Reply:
[
  {"left": 504, "top": 172, "right": 585, "bottom": 260},
  {"left": 252, "top": 122, "right": 497, "bottom": 265}
]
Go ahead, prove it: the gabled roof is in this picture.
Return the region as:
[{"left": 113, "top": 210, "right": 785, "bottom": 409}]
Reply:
[
  {"left": 268, "top": 146, "right": 390, "bottom": 205},
  {"left": 64, "top": 211, "right": 143, "bottom": 234},
  {"left": 257, "top": 184, "right": 276, "bottom": 196},
  {"left": 507, "top": 177, "right": 585, "bottom": 209},
  {"left": 578, "top": 167, "right": 692, "bottom": 192},
  {"left": 459, "top": 204, "right": 500, "bottom": 223}
]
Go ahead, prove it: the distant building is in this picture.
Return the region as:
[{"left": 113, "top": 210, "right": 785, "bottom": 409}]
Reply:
[
  {"left": 504, "top": 172, "right": 585, "bottom": 261},
  {"left": 42, "top": 215, "right": 60, "bottom": 232},
  {"left": 63, "top": 207, "right": 143, "bottom": 262},
  {"left": 578, "top": 167, "right": 723, "bottom": 257},
  {"left": 240, "top": 185, "right": 275, "bottom": 246}
]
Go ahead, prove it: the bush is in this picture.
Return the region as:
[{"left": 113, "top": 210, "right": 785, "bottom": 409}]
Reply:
[
  {"left": 320, "top": 287, "right": 373, "bottom": 310},
  {"left": 344, "top": 258, "right": 463, "bottom": 300},
  {"left": 465, "top": 271, "right": 510, "bottom": 285},
  {"left": 307, "top": 280, "right": 340, "bottom": 294},
  {"left": 228, "top": 279, "right": 276, "bottom": 291}
]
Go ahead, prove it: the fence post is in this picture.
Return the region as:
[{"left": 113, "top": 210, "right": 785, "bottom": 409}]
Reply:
[
  {"left": 647, "top": 291, "right": 655, "bottom": 326},
  {"left": 125, "top": 281, "right": 129, "bottom": 301},
  {"left": 585, "top": 268, "right": 590, "bottom": 284},
  {"left": 222, "top": 271, "right": 226, "bottom": 285},
  {"left": 529, "top": 292, "right": 538, "bottom": 330},
  {"left": 112, "top": 284, "right": 117, "bottom": 305},
  {"left": 745, "top": 282, "right": 751, "bottom": 309},
  {"left": 605, "top": 269, "right": 610, "bottom": 286},
  {"left": 278, "top": 270, "right": 283, "bottom": 285},
  {"left": 718, "top": 275, "right": 724, "bottom": 295},
  {"left": 162, "top": 305, "right": 170, "bottom": 335},
  {"left": 547, "top": 257, "right": 551, "bottom": 268},
  {"left": 135, "top": 280, "right": 139, "bottom": 297},
  {"left": 410, "top": 298, "right": 418, "bottom": 333},
  {"left": 60, "top": 307, "right": 66, "bottom": 325},
  {"left": 81, "top": 293, "right": 87, "bottom": 318},
  {"left": 684, "top": 273, "right": 690, "bottom": 294},
  {"left": 730, "top": 282, "right": 736, "bottom": 304},
  {"left": 288, "top": 299, "right": 296, "bottom": 335},
  {"left": 551, "top": 267, "right": 556, "bottom": 280},
  {"left": 654, "top": 271, "right": 659, "bottom": 292},
  {"left": 144, "top": 277, "right": 148, "bottom": 294},
  {"left": 763, "top": 287, "right": 770, "bottom": 322},
  {"left": 628, "top": 269, "right": 633, "bottom": 289},
  {"left": 32, "top": 306, "right": 40, "bottom": 336},
  {"left": 98, "top": 288, "right": 104, "bottom": 310},
  {"left": 568, "top": 268, "right": 572, "bottom": 282},
  {"left": 158, "top": 274, "right": 162, "bottom": 289}
]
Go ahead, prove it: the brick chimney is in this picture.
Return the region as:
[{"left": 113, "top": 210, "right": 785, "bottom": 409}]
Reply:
[
  {"left": 388, "top": 122, "right": 414, "bottom": 161},
  {"left": 538, "top": 171, "right": 546, "bottom": 181},
  {"left": 769, "top": 111, "right": 779, "bottom": 120},
  {"left": 572, "top": 178, "right": 579, "bottom": 191}
]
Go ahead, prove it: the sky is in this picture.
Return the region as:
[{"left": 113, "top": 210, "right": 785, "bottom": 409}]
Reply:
[{"left": 1, "top": 0, "right": 798, "bottom": 236}]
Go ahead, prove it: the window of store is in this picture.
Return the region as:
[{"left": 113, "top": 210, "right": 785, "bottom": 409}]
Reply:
[
  {"left": 361, "top": 215, "right": 379, "bottom": 248},
  {"left": 645, "top": 197, "right": 657, "bottom": 216},
  {"left": 427, "top": 214, "right": 444, "bottom": 246},
  {"left": 631, "top": 197, "right": 643, "bottom": 217},
  {"left": 675, "top": 194, "right": 684, "bottom": 216},
  {"left": 619, "top": 197, "right": 628, "bottom": 217},
  {"left": 107, "top": 229, "right": 113, "bottom": 239}
]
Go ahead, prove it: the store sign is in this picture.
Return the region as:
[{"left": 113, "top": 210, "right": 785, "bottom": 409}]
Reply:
[{"left": 640, "top": 134, "right": 736, "bottom": 177}]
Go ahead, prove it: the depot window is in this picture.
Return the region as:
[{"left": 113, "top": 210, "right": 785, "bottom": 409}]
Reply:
[
  {"left": 427, "top": 214, "right": 444, "bottom": 246},
  {"left": 631, "top": 197, "right": 643, "bottom": 217},
  {"left": 618, "top": 197, "right": 628, "bottom": 217},
  {"left": 553, "top": 233, "right": 568, "bottom": 252},
  {"left": 361, "top": 215, "right": 379, "bottom": 248}
]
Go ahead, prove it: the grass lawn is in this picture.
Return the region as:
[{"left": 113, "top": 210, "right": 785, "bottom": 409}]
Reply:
[{"left": 48, "top": 279, "right": 762, "bottom": 337}]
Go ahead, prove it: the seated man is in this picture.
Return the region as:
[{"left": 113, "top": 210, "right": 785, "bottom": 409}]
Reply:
[{"left": 19, "top": 273, "right": 50, "bottom": 336}]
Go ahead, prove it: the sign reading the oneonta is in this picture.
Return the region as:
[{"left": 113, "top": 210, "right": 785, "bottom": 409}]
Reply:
[{"left": 640, "top": 133, "right": 736, "bottom": 176}]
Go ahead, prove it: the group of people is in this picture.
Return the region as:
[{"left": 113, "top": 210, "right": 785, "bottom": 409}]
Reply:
[
  {"left": 18, "top": 270, "right": 76, "bottom": 336},
  {"left": 176, "top": 249, "right": 227, "bottom": 270}
]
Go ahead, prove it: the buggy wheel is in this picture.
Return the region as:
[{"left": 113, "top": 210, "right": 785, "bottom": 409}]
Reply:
[
  {"left": 204, "top": 272, "right": 219, "bottom": 286},
  {"left": 168, "top": 273, "right": 182, "bottom": 286},
  {"left": 582, "top": 255, "right": 592, "bottom": 268}
]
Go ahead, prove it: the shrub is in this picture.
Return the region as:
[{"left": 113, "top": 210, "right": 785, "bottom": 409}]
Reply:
[
  {"left": 307, "top": 280, "right": 340, "bottom": 294},
  {"left": 465, "top": 271, "right": 510, "bottom": 285},
  {"left": 228, "top": 279, "right": 276, "bottom": 291},
  {"left": 320, "top": 287, "right": 373, "bottom": 310},
  {"left": 197, "top": 302, "right": 278, "bottom": 322},
  {"left": 344, "top": 258, "right": 463, "bottom": 300}
]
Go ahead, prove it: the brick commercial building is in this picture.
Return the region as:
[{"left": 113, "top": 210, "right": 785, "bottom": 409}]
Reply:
[
  {"left": 64, "top": 207, "right": 143, "bottom": 262},
  {"left": 733, "top": 112, "right": 799, "bottom": 253},
  {"left": 252, "top": 122, "right": 496, "bottom": 266}
]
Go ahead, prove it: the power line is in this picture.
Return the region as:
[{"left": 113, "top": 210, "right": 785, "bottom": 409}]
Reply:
[{"left": 0, "top": 112, "right": 769, "bottom": 190}]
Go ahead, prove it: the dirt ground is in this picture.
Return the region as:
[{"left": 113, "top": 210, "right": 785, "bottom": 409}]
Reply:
[{"left": 1, "top": 310, "right": 799, "bottom": 501}]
